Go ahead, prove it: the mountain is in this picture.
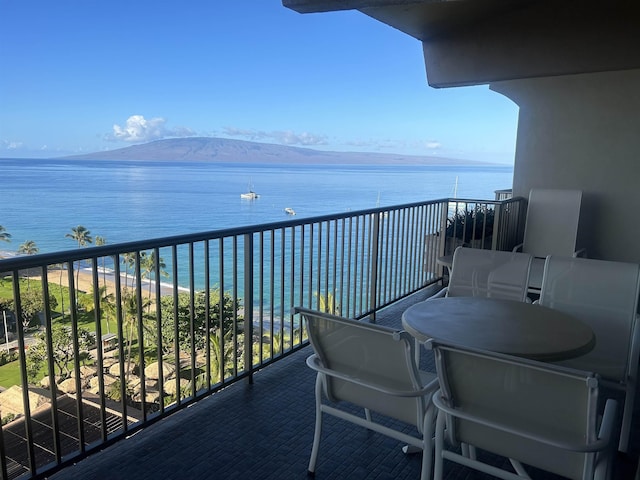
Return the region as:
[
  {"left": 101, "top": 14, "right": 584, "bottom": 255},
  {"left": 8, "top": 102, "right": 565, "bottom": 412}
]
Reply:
[{"left": 61, "top": 137, "right": 490, "bottom": 165}]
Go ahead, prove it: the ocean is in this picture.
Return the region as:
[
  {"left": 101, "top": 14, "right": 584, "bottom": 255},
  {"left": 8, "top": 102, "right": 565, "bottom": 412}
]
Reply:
[{"left": 0, "top": 158, "right": 513, "bottom": 255}]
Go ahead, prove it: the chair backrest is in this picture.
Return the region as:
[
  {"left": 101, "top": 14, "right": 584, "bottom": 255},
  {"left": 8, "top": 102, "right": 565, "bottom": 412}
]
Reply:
[
  {"left": 432, "top": 341, "right": 602, "bottom": 479},
  {"left": 447, "top": 247, "right": 532, "bottom": 302},
  {"left": 297, "top": 307, "right": 425, "bottom": 427},
  {"left": 539, "top": 255, "right": 640, "bottom": 381},
  {"left": 522, "top": 189, "right": 582, "bottom": 258}
]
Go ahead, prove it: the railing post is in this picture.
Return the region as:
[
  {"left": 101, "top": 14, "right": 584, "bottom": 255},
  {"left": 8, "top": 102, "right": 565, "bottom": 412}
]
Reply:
[
  {"left": 243, "top": 233, "right": 254, "bottom": 384},
  {"left": 438, "top": 200, "right": 449, "bottom": 268},
  {"left": 369, "top": 213, "right": 380, "bottom": 321},
  {"left": 492, "top": 202, "right": 502, "bottom": 251}
]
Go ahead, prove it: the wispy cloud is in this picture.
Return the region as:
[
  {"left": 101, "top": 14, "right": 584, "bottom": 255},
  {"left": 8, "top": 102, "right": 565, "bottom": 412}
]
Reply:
[
  {"left": 222, "top": 127, "right": 327, "bottom": 147},
  {"left": 107, "top": 115, "right": 195, "bottom": 143},
  {"left": 2, "top": 140, "right": 24, "bottom": 150}
]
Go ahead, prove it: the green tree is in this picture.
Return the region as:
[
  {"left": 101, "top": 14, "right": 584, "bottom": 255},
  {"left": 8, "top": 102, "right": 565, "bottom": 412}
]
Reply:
[
  {"left": 17, "top": 240, "right": 38, "bottom": 255},
  {"left": 18, "top": 290, "right": 44, "bottom": 331},
  {"left": 51, "top": 263, "right": 67, "bottom": 317},
  {"left": 25, "top": 324, "right": 93, "bottom": 382},
  {"left": 16, "top": 290, "right": 58, "bottom": 331},
  {"left": 122, "top": 252, "right": 136, "bottom": 290},
  {"left": 155, "top": 290, "right": 239, "bottom": 355},
  {"left": 140, "top": 251, "right": 169, "bottom": 304},
  {"left": 92, "top": 285, "right": 115, "bottom": 335},
  {"left": 25, "top": 340, "right": 47, "bottom": 384},
  {"left": 65, "top": 226, "right": 93, "bottom": 299},
  {"left": 94, "top": 235, "right": 108, "bottom": 288},
  {"left": 18, "top": 240, "right": 39, "bottom": 292},
  {"left": 0, "top": 226, "right": 11, "bottom": 243},
  {"left": 121, "top": 290, "right": 153, "bottom": 384}
]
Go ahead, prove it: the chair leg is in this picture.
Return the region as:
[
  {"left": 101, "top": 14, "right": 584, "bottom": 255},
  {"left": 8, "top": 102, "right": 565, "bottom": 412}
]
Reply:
[
  {"left": 618, "top": 386, "right": 635, "bottom": 452},
  {"left": 433, "top": 410, "right": 446, "bottom": 480},
  {"left": 308, "top": 375, "right": 324, "bottom": 474},
  {"left": 420, "top": 404, "right": 435, "bottom": 480}
]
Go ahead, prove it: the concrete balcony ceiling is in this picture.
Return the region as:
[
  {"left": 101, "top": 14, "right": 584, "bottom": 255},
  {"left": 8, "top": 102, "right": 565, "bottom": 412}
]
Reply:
[{"left": 282, "top": 0, "right": 640, "bottom": 87}]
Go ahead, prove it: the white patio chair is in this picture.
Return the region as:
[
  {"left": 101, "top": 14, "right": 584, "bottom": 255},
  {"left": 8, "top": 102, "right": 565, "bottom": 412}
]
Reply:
[
  {"left": 430, "top": 340, "right": 618, "bottom": 480},
  {"left": 295, "top": 306, "right": 439, "bottom": 480},
  {"left": 538, "top": 255, "right": 640, "bottom": 453},
  {"left": 513, "top": 188, "right": 585, "bottom": 292},
  {"left": 429, "top": 246, "right": 533, "bottom": 302}
]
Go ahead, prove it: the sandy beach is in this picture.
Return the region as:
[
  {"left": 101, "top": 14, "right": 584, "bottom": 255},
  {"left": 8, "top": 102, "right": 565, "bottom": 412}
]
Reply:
[{"left": 29, "top": 266, "right": 180, "bottom": 302}]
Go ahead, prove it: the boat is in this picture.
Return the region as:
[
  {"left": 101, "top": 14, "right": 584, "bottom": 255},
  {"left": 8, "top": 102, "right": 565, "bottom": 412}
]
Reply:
[
  {"left": 284, "top": 207, "right": 296, "bottom": 215},
  {"left": 240, "top": 191, "right": 259, "bottom": 200},
  {"left": 240, "top": 180, "right": 259, "bottom": 199}
]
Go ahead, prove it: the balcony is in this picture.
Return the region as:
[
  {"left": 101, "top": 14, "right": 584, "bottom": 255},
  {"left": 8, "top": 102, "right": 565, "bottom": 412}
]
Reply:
[
  {"left": 48, "top": 294, "right": 639, "bottom": 480},
  {"left": 1, "top": 195, "right": 637, "bottom": 479}
]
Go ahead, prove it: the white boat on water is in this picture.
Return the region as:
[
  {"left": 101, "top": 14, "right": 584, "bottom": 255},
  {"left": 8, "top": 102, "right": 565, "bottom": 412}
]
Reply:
[
  {"left": 240, "top": 179, "right": 259, "bottom": 199},
  {"left": 284, "top": 207, "right": 296, "bottom": 215},
  {"left": 240, "top": 191, "right": 259, "bottom": 200}
]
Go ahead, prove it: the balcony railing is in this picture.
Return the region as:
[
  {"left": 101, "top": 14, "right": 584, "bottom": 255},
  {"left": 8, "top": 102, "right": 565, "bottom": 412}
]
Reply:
[{"left": 0, "top": 195, "right": 524, "bottom": 479}]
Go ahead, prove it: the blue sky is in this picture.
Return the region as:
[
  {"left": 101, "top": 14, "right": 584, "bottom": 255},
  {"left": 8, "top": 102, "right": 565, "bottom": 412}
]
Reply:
[{"left": 0, "top": 1, "right": 519, "bottom": 164}]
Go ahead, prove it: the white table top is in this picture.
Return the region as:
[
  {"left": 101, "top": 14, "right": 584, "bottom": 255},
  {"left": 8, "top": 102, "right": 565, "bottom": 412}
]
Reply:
[{"left": 402, "top": 297, "right": 595, "bottom": 361}]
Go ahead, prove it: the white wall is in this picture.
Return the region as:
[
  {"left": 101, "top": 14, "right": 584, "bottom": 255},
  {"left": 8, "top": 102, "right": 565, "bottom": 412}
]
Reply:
[{"left": 491, "top": 69, "right": 640, "bottom": 263}]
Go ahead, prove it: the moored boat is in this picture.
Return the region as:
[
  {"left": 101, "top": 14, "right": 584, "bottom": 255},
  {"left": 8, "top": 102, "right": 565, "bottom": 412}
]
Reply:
[{"left": 240, "top": 191, "right": 259, "bottom": 199}]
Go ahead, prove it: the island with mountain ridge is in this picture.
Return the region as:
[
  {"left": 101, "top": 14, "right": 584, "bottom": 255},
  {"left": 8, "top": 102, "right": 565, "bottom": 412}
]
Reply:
[{"left": 61, "top": 137, "right": 495, "bottom": 166}]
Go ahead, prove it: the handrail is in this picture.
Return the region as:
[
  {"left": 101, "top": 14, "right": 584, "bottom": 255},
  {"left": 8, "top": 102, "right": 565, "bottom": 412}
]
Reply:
[{"left": 0, "top": 195, "right": 524, "bottom": 479}]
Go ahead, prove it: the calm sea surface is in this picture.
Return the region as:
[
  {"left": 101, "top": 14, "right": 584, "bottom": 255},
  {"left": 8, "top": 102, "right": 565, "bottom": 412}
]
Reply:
[{"left": 0, "top": 158, "right": 513, "bottom": 255}]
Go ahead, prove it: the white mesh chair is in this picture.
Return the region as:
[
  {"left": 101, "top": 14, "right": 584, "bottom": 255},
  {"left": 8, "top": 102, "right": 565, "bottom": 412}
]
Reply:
[
  {"left": 513, "top": 188, "right": 585, "bottom": 291},
  {"left": 538, "top": 255, "right": 640, "bottom": 452},
  {"left": 429, "top": 246, "right": 533, "bottom": 302},
  {"left": 296, "top": 307, "right": 439, "bottom": 480},
  {"left": 431, "top": 340, "right": 618, "bottom": 480}
]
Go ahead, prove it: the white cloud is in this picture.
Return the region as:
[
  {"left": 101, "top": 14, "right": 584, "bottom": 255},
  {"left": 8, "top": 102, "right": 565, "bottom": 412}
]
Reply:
[
  {"left": 222, "top": 127, "right": 327, "bottom": 147},
  {"left": 426, "top": 141, "right": 442, "bottom": 150},
  {"left": 2, "top": 140, "right": 23, "bottom": 150},
  {"left": 111, "top": 115, "right": 166, "bottom": 142},
  {"left": 109, "top": 115, "right": 195, "bottom": 143}
]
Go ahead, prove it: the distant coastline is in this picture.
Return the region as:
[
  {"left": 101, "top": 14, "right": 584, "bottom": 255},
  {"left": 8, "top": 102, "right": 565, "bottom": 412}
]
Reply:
[{"left": 55, "top": 136, "right": 499, "bottom": 166}]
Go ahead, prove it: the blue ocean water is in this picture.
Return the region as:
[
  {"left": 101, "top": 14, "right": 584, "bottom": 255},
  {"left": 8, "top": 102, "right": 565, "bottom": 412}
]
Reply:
[{"left": 0, "top": 158, "right": 513, "bottom": 255}]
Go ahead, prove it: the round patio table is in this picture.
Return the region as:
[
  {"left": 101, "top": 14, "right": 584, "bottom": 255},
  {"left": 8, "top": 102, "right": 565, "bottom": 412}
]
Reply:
[{"left": 402, "top": 297, "right": 595, "bottom": 362}]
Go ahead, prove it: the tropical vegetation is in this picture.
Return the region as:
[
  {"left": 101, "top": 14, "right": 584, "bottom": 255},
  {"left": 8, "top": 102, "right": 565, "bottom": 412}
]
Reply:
[{"left": 0, "top": 224, "right": 297, "bottom": 413}]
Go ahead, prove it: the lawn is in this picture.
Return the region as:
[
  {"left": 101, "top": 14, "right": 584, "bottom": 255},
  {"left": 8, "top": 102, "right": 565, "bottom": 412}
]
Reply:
[{"left": 0, "top": 361, "right": 22, "bottom": 388}]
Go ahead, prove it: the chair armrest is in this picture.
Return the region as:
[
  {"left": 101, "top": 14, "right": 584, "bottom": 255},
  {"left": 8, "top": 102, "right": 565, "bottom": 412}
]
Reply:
[
  {"left": 512, "top": 243, "right": 523, "bottom": 252},
  {"left": 307, "top": 354, "right": 439, "bottom": 398},
  {"left": 427, "top": 287, "right": 448, "bottom": 300}
]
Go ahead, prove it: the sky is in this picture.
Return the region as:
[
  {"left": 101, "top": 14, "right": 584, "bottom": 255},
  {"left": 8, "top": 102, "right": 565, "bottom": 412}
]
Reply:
[{"left": 0, "top": 1, "right": 519, "bottom": 164}]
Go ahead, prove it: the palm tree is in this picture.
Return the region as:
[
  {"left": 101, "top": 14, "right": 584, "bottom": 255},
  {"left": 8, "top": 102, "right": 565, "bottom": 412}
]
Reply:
[
  {"left": 0, "top": 225, "right": 11, "bottom": 243},
  {"left": 51, "top": 263, "right": 67, "bottom": 317},
  {"left": 140, "top": 251, "right": 169, "bottom": 303},
  {"left": 65, "top": 225, "right": 93, "bottom": 296},
  {"left": 121, "top": 291, "right": 152, "bottom": 385},
  {"left": 94, "top": 235, "right": 108, "bottom": 292},
  {"left": 18, "top": 240, "right": 39, "bottom": 292},
  {"left": 95, "top": 285, "right": 115, "bottom": 335},
  {"left": 122, "top": 252, "right": 136, "bottom": 290},
  {"left": 18, "top": 240, "right": 38, "bottom": 255}
]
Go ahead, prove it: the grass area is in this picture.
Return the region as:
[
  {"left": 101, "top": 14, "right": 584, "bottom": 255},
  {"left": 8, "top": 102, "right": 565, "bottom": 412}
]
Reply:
[
  {"left": 0, "top": 361, "right": 22, "bottom": 387},
  {"left": 0, "top": 277, "right": 125, "bottom": 389}
]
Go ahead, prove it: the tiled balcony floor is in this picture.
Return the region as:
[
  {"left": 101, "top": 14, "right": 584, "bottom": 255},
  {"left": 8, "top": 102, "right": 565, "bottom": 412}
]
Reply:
[{"left": 48, "top": 291, "right": 639, "bottom": 480}]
